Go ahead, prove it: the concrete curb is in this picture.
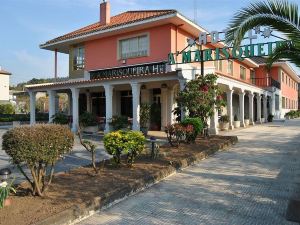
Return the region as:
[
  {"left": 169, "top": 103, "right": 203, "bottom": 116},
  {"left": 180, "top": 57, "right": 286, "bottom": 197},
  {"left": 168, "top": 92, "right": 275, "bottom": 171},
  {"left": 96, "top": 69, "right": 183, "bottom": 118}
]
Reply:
[{"left": 34, "top": 136, "right": 238, "bottom": 225}]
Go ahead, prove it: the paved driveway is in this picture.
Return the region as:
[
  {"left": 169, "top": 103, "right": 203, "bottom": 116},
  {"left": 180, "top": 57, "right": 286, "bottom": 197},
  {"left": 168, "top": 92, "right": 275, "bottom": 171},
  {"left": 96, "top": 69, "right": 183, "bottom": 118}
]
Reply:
[{"left": 78, "top": 119, "right": 300, "bottom": 225}]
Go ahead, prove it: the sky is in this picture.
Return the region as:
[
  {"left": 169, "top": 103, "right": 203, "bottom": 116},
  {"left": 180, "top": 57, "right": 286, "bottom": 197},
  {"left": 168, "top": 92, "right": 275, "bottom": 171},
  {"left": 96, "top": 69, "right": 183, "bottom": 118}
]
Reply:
[{"left": 0, "top": 0, "right": 299, "bottom": 85}]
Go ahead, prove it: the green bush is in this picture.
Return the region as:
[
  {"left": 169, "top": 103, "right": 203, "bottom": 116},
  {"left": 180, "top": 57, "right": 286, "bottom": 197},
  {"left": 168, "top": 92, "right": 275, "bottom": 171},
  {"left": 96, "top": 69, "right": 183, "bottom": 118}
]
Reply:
[
  {"left": 103, "top": 130, "right": 145, "bottom": 166},
  {"left": 219, "top": 115, "right": 229, "bottom": 123},
  {"left": 109, "top": 115, "right": 129, "bottom": 130},
  {"left": 181, "top": 117, "right": 203, "bottom": 141},
  {"left": 140, "top": 103, "right": 151, "bottom": 128},
  {"left": 0, "top": 104, "right": 15, "bottom": 114},
  {"left": 79, "top": 112, "right": 98, "bottom": 127},
  {"left": 2, "top": 124, "right": 74, "bottom": 196},
  {"left": 52, "top": 113, "right": 69, "bottom": 125},
  {"left": 0, "top": 113, "right": 49, "bottom": 123}
]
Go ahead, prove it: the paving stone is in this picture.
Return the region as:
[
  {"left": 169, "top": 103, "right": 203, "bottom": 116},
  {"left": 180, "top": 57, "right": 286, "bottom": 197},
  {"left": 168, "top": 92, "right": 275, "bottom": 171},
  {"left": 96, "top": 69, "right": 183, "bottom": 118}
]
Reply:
[{"left": 78, "top": 120, "right": 300, "bottom": 224}]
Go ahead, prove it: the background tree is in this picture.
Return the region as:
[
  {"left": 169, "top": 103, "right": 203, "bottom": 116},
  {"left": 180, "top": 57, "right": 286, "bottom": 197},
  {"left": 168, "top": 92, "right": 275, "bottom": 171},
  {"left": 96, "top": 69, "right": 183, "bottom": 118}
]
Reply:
[
  {"left": 176, "top": 73, "right": 225, "bottom": 128},
  {"left": 225, "top": 0, "right": 300, "bottom": 68}
]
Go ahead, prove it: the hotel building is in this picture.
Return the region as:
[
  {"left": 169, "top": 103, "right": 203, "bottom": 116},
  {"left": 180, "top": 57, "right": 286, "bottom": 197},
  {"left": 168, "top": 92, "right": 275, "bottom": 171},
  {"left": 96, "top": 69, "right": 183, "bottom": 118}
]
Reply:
[{"left": 26, "top": 1, "right": 300, "bottom": 134}]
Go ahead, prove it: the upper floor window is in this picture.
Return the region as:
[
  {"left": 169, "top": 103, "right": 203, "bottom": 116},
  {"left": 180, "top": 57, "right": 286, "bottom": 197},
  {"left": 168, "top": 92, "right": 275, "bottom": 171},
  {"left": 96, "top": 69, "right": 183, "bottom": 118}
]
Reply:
[
  {"left": 250, "top": 70, "right": 255, "bottom": 84},
  {"left": 214, "top": 60, "right": 223, "bottom": 71},
  {"left": 227, "top": 60, "right": 233, "bottom": 75},
  {"left": 240, "top": 66, "right": 246, "bottom": 80},
  {"left": 282, "top": 72, "right": 284, "bottom": 82},
  {"left": 73, "top": 46, "right": 85, "bottom": 71},
  {"left": 119, "top": 35, "right": 149, "bottom": 59}
]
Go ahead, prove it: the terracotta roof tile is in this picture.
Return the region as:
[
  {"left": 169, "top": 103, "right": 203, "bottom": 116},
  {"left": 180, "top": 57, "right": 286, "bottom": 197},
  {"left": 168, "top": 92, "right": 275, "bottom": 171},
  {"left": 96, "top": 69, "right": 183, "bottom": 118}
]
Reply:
[{"left": 42, "top": 10, "right": 177, "bottom": 46}]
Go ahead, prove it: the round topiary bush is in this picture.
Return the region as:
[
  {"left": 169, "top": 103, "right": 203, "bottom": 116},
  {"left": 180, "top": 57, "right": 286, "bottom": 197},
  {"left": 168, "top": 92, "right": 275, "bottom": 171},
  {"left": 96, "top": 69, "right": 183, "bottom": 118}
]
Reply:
[
  {"left": 103, "top": 130, "right": 146, "bottom": 166},
  {"left": 2, "top": 124, "right": 74, "bottom": 196}
]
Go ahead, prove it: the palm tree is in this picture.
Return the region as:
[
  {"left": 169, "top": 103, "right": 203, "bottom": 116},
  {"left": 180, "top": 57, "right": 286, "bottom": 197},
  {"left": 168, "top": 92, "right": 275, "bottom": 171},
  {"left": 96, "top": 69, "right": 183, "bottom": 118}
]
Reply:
[{"left": 225, "top": 0, "right": 300, "bottom": 68}]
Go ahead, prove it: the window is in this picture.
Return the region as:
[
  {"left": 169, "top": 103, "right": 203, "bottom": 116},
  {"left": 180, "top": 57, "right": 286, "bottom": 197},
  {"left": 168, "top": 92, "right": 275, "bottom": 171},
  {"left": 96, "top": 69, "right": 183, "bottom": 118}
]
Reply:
[
  {"left": 119, "top": 35, "right": 149, "bottom": 59},
  {"left": 250, "top": 70, "right": 255, "bottom": 84},
  {"left": 282, "top": 97, "right": 285, "bottom": 109},
  {"left": 227, "top": 60, "right": 233, "bottom": 75},
  {"left": 282, "top": 72, "right": 284, "bottom": 82},
  {"left": 73, "top": 46, "right": 85, "bottom": 71},
  {"left": 214, "top": 60, "right": 223, "bottom": 71},
  {"left": 240, "top": 66, "right": 246, "bottom": 80}
]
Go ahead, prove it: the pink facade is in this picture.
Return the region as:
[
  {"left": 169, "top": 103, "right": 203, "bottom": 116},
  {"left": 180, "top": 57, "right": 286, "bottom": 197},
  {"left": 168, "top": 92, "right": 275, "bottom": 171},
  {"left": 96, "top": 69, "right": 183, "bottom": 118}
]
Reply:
[{"left": 86, "top": 24, "right": 172, "bottom": 71}]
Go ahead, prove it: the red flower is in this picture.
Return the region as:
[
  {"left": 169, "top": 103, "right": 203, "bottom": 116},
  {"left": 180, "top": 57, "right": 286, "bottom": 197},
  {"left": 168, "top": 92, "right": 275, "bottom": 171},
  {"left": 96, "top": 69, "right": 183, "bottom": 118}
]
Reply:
[
  {"left": 217, "top": 95, "right": 223, "bottom": 100},
  {"left": 201, "top": 85, "right": 209, "bottom": 92}
]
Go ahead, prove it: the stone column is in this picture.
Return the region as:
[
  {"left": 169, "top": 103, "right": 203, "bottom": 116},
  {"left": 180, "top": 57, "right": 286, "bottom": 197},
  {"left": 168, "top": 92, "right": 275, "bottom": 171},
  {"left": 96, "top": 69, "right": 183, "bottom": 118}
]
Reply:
[
  {"left": 29, "top": 91, "right": 36, "bottom": 125},
  {"left": 248, "top": 93, "right": 255, "bottom": 125},
  {"left": 131, "top": 82, "right": 141, "bottom": 131},
  {"left": 86, "top": 92, "right": 91, "bottom": 113},
  {"left": 256, "top": 94, "right": 262, "bottom": 123},
  {"left": 179, "top": 79, "right": 187, "bottom": 121},
  {"left": 226, "top": 89, "right": 234, "bottom": 130},
  {"left": 48, "top": 90, "right": 56, "bottom": 123},
  {"left": 239, "top": 91, "right": 245, "bottom": 127},
  {"left": 263, "top": 95, "right": 268, "bottom": 122},
  {"left": 67, "top": 92, "right": 72, "bottom": 115},
  {"left": 271, "top": 92, "right": 276, "bottom": 116},
  {"left": 104, "top": 84, "right": 114, "bottom": 133},
  {"left": 161, "top": 87, "right": 168, "bottom": 129},
  {"left": 209, "top": 105, "right": 219, "bottom": 135},
  {"left": 71, "top": 88, "right": 80, "bottom": 132},
  {"left": 168, "top": 88, "right": 175, "bottom": 124}
]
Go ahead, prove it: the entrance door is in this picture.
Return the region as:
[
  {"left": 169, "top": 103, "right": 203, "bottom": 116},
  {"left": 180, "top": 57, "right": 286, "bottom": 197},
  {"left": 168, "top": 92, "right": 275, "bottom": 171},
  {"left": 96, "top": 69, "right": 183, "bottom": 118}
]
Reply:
[
  {"left": 150, "top": 88, "right": 161, "bottom": 131},
  {"left": 91, "top": 92, "right": 105, "bottom": 117},
  {"left": 121, "top": 91, "right": 133, "bottom": 118}
]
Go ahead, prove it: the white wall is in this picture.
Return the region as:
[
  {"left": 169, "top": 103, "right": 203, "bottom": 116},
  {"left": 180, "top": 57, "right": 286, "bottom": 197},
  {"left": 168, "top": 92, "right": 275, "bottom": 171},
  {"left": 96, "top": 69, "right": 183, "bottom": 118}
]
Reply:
[{"left": 0, "top": 74, "right": 10, "bottom": 101}]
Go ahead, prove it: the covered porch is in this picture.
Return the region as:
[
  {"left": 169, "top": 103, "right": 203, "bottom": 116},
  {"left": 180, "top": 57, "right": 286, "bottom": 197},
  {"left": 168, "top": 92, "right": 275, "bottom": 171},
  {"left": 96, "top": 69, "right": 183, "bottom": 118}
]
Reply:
[{"left": 27, "top": 74, "right": 180, "bottom": 133}]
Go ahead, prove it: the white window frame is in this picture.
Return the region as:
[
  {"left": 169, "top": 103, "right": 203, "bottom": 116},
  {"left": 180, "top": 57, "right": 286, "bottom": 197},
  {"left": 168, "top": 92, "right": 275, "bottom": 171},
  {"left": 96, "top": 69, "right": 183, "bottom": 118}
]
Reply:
[
  {"left": 73, "top": 46, "right": 85, "bottom": 71},
  {"left": 117, "top": 33, "right": 150, "bottom": 60},
  {"left": 227, "top": 60, "right": 233, "bottom": 75}
]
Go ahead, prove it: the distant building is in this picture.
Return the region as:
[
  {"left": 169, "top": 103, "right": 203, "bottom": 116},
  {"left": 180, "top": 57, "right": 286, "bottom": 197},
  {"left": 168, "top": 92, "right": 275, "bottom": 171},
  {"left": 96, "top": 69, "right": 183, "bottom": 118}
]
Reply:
[{"left": 0, "top": 66, "right": 12, "bottom": 103}]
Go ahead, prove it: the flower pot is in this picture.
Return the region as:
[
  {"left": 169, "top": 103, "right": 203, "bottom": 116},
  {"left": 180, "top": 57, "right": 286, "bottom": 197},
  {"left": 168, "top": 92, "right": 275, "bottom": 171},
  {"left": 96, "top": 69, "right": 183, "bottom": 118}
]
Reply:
[
  {"left": 83, "top": 125, "right": 99, "bottom": 133},
  {"left": 233, "top": 121, "right": 240, "bottom": 128},
  {"left": 244, "top": 119, "right": 250, "bottom": 126},
  {"left": 4, "top": 198, "right": 12, "bottom": 207},
  {"left": 219, "top": 122, "right": 229, "bottom": 131},
  {"left": 140, "top": 127, "right": 149, "bottom": 136}
]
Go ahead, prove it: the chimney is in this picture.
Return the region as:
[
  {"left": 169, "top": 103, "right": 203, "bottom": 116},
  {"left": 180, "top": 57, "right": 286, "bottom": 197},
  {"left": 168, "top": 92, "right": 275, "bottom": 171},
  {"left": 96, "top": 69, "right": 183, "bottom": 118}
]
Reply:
[{"left": 100, "top": 0, "right": 110, "bottom": 25}]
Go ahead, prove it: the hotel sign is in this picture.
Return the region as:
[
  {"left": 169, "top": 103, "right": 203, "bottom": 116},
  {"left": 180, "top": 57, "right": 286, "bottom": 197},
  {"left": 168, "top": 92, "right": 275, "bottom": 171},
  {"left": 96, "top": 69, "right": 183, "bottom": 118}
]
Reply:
[
  {"left": 168, "top": 26, "right": 289, "bottom": 65},
  {"left": 90, "top": 62, "right": 166, "bottom": 80},
  {"left": 168, "top": 41, "right": 289, "bottom": 65}
]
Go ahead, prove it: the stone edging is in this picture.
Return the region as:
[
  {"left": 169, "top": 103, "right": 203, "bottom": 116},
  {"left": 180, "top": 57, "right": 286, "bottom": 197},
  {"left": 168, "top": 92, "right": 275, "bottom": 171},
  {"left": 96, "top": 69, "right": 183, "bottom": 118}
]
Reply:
[{"left": 34, "top": 136, "right": 238, "bottom": 225}]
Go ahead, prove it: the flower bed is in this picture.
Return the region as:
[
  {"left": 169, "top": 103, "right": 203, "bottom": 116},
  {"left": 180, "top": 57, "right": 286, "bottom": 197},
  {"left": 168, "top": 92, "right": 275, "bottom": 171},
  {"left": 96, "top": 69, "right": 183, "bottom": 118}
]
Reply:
[{"left": 0, "top": 135, "right": 237, "bottom": 225}]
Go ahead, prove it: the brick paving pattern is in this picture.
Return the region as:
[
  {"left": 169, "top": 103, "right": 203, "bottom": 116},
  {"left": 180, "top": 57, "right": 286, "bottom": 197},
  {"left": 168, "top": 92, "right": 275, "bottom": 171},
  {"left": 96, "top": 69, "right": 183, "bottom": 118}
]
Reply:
[{"left": 78, "top": 120, "right": 300, "bottom": 225}]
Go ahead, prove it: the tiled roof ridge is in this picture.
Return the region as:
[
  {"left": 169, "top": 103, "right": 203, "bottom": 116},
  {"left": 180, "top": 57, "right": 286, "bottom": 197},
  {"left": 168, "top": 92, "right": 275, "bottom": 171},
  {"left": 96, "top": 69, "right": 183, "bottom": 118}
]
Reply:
[{"left": 42, "top": 9, "right": 177, "bottom": 46}]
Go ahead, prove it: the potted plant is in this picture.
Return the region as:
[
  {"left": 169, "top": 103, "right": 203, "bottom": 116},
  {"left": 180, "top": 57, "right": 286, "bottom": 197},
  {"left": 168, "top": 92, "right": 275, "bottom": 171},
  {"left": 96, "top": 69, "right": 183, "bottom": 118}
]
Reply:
[
  {"left": 0, "top": 180, "right": 16, "bottom": 208},
  {"left": 79, "top": 112, "right": 98, "bottom": 133},
  {"left": 268, "top": 114, "right": 274, "bottom": 122},
  {"left": 233, "top": 115, "right": 240, "bottom": 128},
  {"left": 219, "top": 115, "right": 229, "bottom": 131},
  {"left": 140, "top": 103, "right": 151, "bottom": 136},
  {"left": 244, "top": 115, "right": 250, "bottom": 126},
  {"left": 109, "top": 115, "right": 129, "bottom": 131}
]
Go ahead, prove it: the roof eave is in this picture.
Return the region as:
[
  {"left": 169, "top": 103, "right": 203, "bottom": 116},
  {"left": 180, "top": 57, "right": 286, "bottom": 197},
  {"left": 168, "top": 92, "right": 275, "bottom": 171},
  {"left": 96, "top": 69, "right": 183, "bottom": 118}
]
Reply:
[{"left": 40, "top": 12, "right": 179, "bottom": 53}]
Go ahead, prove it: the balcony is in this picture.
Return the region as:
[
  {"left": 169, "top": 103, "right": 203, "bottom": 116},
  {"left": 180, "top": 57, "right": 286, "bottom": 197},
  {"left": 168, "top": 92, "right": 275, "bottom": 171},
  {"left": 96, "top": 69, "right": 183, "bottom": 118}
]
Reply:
[{"left": 250, "top": 77, "right": 281, "bottom": 89}]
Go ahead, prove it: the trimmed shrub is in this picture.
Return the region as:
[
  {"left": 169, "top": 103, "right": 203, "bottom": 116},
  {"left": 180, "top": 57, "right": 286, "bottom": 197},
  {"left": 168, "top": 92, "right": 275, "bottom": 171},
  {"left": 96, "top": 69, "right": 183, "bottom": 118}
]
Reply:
[
  {"left": 109, "top": 115, "right": 129, "bottom": 130},
  {"left": 165, "top": 123, "right": 186, "bottom": 147},
  {"left": 103, "top": 130, "right": 146, "bottom": 166},
  {"left": 0, "top": 104, "right": 15, "bottom": 114},
  {"left": 181, "top": 117, "right": 203, "bottom": 142},
  {"left": 52, "top": 113, "right": 69, "bottom": 125},
  {"left": 2, "top": 124, "right": 74, "bottom": 196},
  {"left": 79, "top": 112, "right": 98, "bottom": 127}
]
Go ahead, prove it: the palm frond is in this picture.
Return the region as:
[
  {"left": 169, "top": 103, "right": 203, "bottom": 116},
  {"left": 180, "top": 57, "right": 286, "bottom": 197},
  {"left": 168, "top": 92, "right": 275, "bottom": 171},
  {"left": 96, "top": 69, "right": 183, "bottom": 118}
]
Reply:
[
  {"left": 226, "top": 0, "right": 300, "bottom": 47},
  {"left": 266, "top": 41, "right": 300, "bottom": 68}
]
